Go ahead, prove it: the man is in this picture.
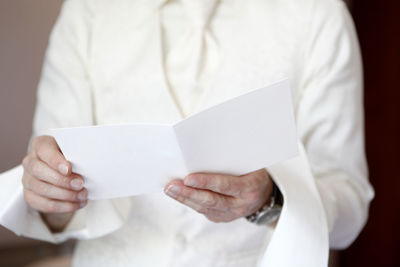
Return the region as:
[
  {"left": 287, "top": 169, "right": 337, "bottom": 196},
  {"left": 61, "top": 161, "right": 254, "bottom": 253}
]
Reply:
[{"left": 13, "top": 0, "right": 374, "bottom": 266}]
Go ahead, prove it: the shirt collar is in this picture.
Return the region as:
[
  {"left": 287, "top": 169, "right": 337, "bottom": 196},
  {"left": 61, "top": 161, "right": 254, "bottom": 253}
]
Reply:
[{"left": 156, "top": 0, "right": 219, "bottom": 29}]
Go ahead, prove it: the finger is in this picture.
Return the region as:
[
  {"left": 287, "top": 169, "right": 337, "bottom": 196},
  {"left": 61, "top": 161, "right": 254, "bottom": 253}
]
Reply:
[
  {"left": 184, "top": 169, "right": 270, "bottom": 197},
  {"left": 164, "top": 180, "right": 234, "bottom": 211},
  {"left": 23, "top": 156, "right": 84, "bottom": 190},
  {"left": 169, "top": 194, "right": 234, "bottom": 223},
  {"left": 163, "top": 183, "right": 234, "bottom": 222},
  {"left": 31, "top": 135, "right": 71, "bottom": 176},
  {"left": 25, "top": 177, "right": 88, "bottom": 202},
  {"left": 183, "top": 173, "right": 244, "bottom": 197},
  {"left": 24, "top": 189, "right": 86, "bottom": 214},
  {"left": 172, "top": 193, "right": 209, "bottom": 214},
  {"left": 205, "top": 211, "right": 235, "bottom": 223}
]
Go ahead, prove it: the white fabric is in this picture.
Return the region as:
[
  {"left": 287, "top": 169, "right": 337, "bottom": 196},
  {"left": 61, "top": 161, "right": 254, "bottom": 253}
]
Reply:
[
  {"left": 162, "top": 0, "right": 220, "bottom": 116},
  {"left": 0, "top": 0, "right": 374, "bottom": 266}
]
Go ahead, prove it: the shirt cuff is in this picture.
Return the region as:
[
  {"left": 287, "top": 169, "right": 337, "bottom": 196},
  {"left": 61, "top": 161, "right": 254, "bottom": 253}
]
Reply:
[{"left": 0, "top": 165, "right": 131, "bottom": 243}]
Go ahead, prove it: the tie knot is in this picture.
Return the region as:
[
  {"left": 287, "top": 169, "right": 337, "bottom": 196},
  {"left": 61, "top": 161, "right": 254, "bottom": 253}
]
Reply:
[{"left": 181, "top": 0, "right": 218, "bottom": 29}]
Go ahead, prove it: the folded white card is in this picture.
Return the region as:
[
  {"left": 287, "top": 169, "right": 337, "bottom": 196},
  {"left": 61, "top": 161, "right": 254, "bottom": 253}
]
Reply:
[{"left": 52, "top": 78, "right": 298, "bottom": 200}]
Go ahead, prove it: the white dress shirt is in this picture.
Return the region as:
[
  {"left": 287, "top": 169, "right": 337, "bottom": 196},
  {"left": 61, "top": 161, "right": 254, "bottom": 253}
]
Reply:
[{"left": 5, "top": 0, "right": 375, "bottom": 266}]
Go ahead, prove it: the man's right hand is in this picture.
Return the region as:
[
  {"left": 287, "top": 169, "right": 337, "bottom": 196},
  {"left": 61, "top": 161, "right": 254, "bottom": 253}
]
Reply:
[{"left": 22, "top": 135, "right": 88, "bottom": 231}]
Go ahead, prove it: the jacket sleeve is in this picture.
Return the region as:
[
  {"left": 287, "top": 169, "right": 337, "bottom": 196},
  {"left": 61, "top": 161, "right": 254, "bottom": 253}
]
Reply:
[
  {"left": 0, "top": 0, "right": 130, "bottom": 243},
  {"left": 33, "top": 0, "right": 93, "bottom": 133},
  {"left": 295, "top": 0, "right": 374, "bottom": 248}
]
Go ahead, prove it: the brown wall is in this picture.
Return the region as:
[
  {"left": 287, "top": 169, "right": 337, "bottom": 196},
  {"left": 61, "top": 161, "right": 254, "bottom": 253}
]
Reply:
[
  {"left": 340, "top": 0, "right": 400, "bottom": 266},
  {"left": 0, "top": 0, "right": 62, "bottom": 172},
  {"left": 0, "top": 0, "right": 63, "bottom": 251}
]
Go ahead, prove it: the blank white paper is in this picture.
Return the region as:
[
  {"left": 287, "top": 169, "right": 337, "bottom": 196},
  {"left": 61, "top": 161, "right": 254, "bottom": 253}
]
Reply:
[{"left": 51, "top": 79, "right": 298, "bottom": 200}]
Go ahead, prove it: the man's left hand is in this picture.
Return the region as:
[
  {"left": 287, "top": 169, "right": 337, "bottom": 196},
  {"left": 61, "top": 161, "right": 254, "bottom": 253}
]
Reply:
[{"left": 164, "top": 169, "right": 273, "bottom": 223}]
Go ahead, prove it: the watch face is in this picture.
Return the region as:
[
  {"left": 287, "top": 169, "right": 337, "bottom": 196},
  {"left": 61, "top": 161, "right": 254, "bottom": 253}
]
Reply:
[{"left": 256, "top": 208, "right": 282, "bottom": 225}]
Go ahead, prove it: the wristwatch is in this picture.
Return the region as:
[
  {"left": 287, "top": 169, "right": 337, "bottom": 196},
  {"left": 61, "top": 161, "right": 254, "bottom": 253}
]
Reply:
[{"left": 245, "top": 183, "right": 283, "bottom": 225}]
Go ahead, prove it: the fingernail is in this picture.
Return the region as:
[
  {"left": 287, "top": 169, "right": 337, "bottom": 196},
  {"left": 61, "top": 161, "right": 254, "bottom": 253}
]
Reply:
[
  {"left": 58, "top": 164, "right": 69, "bottom": 176},
  {"left": 184, "top": 178, "right": 197, "bottom": 187},
  {"left": 77, "top": 190, "right": 87, "bottom": 201},
  {"left": 71, "top": 179, "right": 83, "bottom": 190},
  {"left": 79, "top": 200, "right": 88, "bottom": 208},
  {"left": 165, "top": 185, "right": 180, "bottom": 198}
]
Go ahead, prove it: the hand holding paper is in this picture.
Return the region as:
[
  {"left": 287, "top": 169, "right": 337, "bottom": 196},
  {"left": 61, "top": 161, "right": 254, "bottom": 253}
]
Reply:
[
  {"left": 164, "top": 169, "right": 274, "bottom": 223},
  {"left": 20, "top": 135, "right": 88, "bottom": 231},
  {"left": 0, "top": 79, "right": 329, "bottom": 267},
  {"left": 51, "top": 79, "right": 298, "bottom": 200}
]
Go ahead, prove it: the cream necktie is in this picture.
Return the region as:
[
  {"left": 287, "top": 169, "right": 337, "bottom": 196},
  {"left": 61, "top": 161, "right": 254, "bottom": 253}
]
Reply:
[{"left": 163, "top": 0, "right": 220, "bottom": 117}]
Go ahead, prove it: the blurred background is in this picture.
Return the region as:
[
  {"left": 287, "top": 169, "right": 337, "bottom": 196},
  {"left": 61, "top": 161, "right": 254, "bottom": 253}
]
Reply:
[{"left": 0, "top": 0, "right": 399, "bottom": 266}]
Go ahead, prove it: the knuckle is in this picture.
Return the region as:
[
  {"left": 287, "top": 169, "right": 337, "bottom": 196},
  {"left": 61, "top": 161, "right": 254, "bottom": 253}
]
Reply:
[
  {"left": 51, "top": 176, "right": 70, "bottom": 188},
  {"left": 259, "top": 169, "right": 269, "bottom": 178},
  {"left": 234, "top": 207, "right": 249, "bottom": 217},
  {"left": 246, "top": 191, "right": 262, "bottom": 203},
  {"left": 60, "top": 176, "right": 70, "bottom": 187},
  {"left": 21, "top": 175, "right": 26, "bottom": 187},
  {"left": 222, "top": 197, "right": 234, "bottom": 211},
  {"left": 203, "top": 194, "right": 217, "bottom": 207},
  {"left": 71, "top": 202, "right": 81, "bottom": 211},
  {"left": 67, "top": 191, "right": 78, "bottom": 201},
  {"left": 22, "top": 155, "right": 30, "bottom": 169},
  {"left": 23, "top": 190, "right": 30, "bottom": 203},
  {"left": 37, "top": 181, "right": 50, "bottom": 195},
  {"left": 198, "top": 175, "right": 210, "bottom": 188},
  {"left": 215, "top": 175, "right": 241, "bottom": 195},
  {"left": 35, "top": 135, "right": 53, "bottom": 146},
  {"left": 214, "top": 174, "right": 224, "bottom": 180},
  {"left": 199, "top": 174, "right": 219, "bottom": 189},
  {"left": 22, "top": 175, "right": 31, "bottom": 189},
  {"left": 23, "top": 191, "right": 37, "bottom": 210},
  {"left": 243, "top": 177, "right": 262, "bottom": 192},
  {"left": 246, "top": 178, "right": 259, "bottom": 189},
  {"left": 45, "top": 200, "right": 58, "bottom": 213},
  {"left": 255, "top": 171, "right": 269, "bottom": 185},
  {"left": 196, "top": 206, "right": 208, "bottom": 214},
  {"left": 215, "top": 177, "right": 227, "bottom": 190},
  {"left": 222, "top": 180, "right": 236, "bottom": 194},
  {"left": 35, "top": 141, "right": 46, "bottom": 157},
  {"left": 52, "top": 174, "right": 66, "bottom": 187},
  {"left": 30, "top": 160, "right": 42, "bottom": 175},
  {"left": 62, "top": 202, "right": 76, "bottom": 212},
  {"left": 49, "top": 155, "right": 61, "bottom": 169},
  {"left": 175, "top": 194, "right": 186, "bottom": 204},
  {"left": 219, "top": 180, "right": 239, "bottom": 196},
  {"left": 43, "top": 135, "right": 55, "bottom": 143},
  {"left": 31, "top": 136, "right": 41, "bottom": 149},
  {"left": 62, "top": 177, "right": 70, "bottom": 185},
  {"left": 35, "top": 136, "right": 56, "bottom": 160},
  {"left": 23, "top": 156, "right": 34, "bottom": 172},
  {"left": 214, "top": 174, "right": 226, "bottom": 187}
]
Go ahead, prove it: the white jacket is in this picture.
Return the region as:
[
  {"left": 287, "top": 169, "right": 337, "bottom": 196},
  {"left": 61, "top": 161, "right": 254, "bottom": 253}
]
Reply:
[{"left": 0, "top": 0, "right": 374, "bottom": 266}]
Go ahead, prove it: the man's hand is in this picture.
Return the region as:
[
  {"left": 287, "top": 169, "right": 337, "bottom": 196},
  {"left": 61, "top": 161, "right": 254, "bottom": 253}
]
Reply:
[
  {"left": 22, "top": 135, "right": 88, "bottom": 231},
  {"left": 164, "top": 169, "right": 273, "bottom": 223}
]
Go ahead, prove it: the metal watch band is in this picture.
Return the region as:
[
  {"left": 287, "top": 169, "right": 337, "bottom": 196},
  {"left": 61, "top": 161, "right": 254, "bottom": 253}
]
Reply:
[{"left": 245, "top": 183, "right": 283, "bottom": 225}]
